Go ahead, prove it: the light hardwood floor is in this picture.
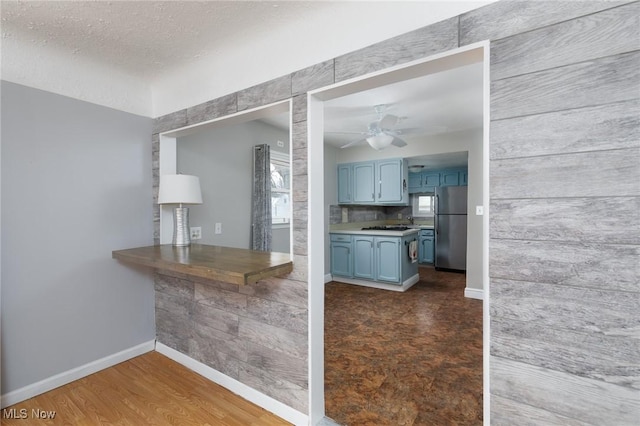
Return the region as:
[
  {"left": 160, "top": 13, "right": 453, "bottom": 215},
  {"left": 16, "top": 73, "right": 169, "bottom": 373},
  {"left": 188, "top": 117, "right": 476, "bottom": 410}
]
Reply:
[{"left": 1, "top": 351, "right": 291, "bottom": 425}]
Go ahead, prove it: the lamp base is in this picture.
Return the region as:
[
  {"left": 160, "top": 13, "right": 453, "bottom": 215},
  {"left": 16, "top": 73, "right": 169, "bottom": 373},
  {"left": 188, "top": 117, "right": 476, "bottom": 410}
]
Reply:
[{"left": 172, "top": 206, "right": 191, "bottom": 246}]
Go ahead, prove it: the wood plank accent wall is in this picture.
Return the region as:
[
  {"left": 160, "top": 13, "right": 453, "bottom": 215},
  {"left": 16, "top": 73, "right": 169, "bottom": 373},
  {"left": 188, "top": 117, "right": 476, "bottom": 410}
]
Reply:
[
  {"left": 463, "top": 0, "right": 640, "bottom": 424},
  {"left": 151, "top": 0, "right": 639, "bottom": 421}
]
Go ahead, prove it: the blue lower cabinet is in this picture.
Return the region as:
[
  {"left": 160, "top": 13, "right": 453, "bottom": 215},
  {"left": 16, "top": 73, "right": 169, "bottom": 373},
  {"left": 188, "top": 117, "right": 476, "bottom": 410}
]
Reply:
[
  {"left": 353, "top": 236, "right": 375, "bottom": 279},
  {"left": 331, "top": 232, "right": 418, "bottom": 285},
  {"left": 375, "top": 237, "right": 401, "bottom": 282},
  {"left": 330, "top": 240, "right": 352, "bottom": 277},
  {"left": 418, "top": 230, "right": 435, "bottom": 264}
]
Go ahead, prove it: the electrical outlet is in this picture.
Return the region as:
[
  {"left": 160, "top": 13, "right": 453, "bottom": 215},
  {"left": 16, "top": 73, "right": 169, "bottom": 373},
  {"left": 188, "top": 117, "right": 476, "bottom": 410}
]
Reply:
[
  {"left": 341, "top": 207, "right": 348, "bottom": 223},
  {"left": 215, "top": 223, "right": 222, "bottom": 234},
  {"left": 190, "top": 227, "right": 202, "bottom": 240},
  {"left": 398, "top": 213, "right": 403, "bottom": 220},
  {"left": 476, "top": 206, "right": 484, "bottom": 216}
]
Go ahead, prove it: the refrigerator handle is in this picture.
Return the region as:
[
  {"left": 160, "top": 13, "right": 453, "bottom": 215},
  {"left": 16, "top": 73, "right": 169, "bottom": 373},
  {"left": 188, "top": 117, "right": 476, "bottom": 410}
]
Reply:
[{"left": 435, "top": 194, "right": 439, "bottom": 235}]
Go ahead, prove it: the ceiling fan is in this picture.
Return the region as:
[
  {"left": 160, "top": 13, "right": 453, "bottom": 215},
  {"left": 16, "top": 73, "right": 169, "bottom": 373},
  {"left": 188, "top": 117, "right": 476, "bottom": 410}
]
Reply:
[{"left": 330, "top": 104, "right": 417, "bottom": 151}]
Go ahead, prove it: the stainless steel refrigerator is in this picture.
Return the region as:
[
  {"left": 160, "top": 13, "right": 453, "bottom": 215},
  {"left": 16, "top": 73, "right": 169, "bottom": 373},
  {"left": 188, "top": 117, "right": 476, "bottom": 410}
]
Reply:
[{"left": 435, "top": 186, "right": 467, "bottom": 271}]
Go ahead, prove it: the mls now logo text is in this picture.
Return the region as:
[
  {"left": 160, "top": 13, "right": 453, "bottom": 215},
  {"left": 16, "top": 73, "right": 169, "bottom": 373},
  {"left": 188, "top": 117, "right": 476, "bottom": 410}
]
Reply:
[{"left": 2, "top": 408, "right": 57, "bottom": 420}]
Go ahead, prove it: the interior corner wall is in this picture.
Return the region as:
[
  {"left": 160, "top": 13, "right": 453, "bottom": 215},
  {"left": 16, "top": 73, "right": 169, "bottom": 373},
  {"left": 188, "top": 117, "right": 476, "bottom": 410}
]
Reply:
[{"left": 0, "top": 81, "right": 156, "bottom": 395}]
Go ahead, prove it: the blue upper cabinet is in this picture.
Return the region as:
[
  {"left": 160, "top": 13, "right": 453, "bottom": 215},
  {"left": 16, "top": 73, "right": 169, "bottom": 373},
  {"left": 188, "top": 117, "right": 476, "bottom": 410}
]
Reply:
[
  {"left": 352, "top": 162, "right": 375, "bottom": 203},
  {"left": 337, "top": 158, "right": 408, "bottom": 206},
  {"left": 337, "top": 164, "right": 352, "bottom": 203},
  {"left": 408, "top": 172, "right": 422, "bottom": 192},
  {"left": 408, "top": 167, "right": 468, "bottom": 193},
  {"left": 461, "top": 170, "right": 468, "bottom": 186},
  {"left": 377, "top": 159, "right": 405, "bottom": 203},
  {"left": 440, "top": 171, "right": 460, "bottom": 187},
  {"left": 422, "top": 173, "right": 440, "bottom": 192}
]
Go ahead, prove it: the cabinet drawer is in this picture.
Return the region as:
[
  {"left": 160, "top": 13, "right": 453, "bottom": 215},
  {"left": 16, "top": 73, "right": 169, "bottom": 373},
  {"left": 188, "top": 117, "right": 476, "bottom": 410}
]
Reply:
[
  {"left": 330, "top": 234, "right": 352, "bottom": 242},
  {"left": 419, "top": 229, "right": 434, "bottom": 237}
]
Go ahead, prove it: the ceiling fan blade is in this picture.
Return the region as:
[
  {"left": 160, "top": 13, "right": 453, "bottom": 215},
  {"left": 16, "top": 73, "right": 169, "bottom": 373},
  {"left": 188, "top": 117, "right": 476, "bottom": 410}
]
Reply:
[
  {"left": 379, "top": 114, "right": 399, "bottom": 129},
  {"left": 394, "top": 127, "right": 424, "bottom": 135},
  {"left": 391, "top": 137, "right": 407, "bottom": 148},
  {"left": 340, "top": 138, "right": 367, "bottom": 149}
]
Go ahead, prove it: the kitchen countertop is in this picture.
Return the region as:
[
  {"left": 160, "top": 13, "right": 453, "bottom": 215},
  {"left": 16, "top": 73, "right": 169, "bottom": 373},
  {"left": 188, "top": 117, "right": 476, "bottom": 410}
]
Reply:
[{"left": 330, "top": 228, "right": 420, "bottom": 237}]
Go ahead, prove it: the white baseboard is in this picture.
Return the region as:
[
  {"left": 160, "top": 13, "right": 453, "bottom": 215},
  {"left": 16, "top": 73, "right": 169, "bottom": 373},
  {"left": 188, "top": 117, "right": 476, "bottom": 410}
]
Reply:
[
  {"left": 324, "top": 273, "right": 332, "bottom": 283},
  {"left": 464, "top": 287, "right": 484, "bottom": 300},
  {"left": 1, "top": 340, "right": 155, "bottom": 409},
  {"left": 155, "top": 342, "right": 309, "bottom": 426}
]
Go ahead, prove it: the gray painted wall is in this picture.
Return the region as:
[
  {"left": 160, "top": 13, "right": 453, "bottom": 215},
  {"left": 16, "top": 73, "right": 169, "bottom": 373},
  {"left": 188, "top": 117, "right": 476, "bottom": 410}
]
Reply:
[
  {"left": 152, "top": 0, "right": 639, "bottom": 422},
  {"left": 177, "top": 120, "right": 289, "bottom": 252},
  {"left": 1, "top": 81, "right": 156, "bottom": 394}
]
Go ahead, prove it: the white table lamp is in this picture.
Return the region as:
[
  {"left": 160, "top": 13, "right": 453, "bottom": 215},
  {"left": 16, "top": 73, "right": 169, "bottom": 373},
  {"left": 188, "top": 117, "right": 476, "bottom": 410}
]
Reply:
[{"left": 158, "top": 174, "right": 203, "bottom": 246}]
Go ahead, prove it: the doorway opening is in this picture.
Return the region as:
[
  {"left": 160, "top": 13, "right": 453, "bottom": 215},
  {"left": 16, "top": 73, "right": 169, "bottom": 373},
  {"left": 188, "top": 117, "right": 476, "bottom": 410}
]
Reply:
[{"left": 307, "top": 43, "right": 490, "bottom": 423}]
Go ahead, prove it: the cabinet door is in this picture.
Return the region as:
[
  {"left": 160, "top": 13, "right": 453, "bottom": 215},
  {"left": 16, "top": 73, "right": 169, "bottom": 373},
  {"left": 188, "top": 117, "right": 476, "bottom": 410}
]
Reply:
[
  {"left": 377, "top": 159, "right": 403, "bottom": 202},
  {"left": 353, "top": 236, "right": 375, "bottom": 279},
  {"left": 422, "top": 173, "right": 440, "bottom": 192},
  {"left": 461, "top": 171, "right": 468, "bottom": 186},
  {"left": 331, "top": 242, "right": 352, "bottom": 277},
  {"left": 419, "top": 236, "right": 434, "bottom": 264},
  {"left": 337, "top": 165, "right": 352, "bottom": 203},
  {"left": 352, "top": 163, "right": 375, "bottom": 203},
  {"left": 440, "top": 171, "right": 460, "bottom": 187},
  {"left": 408, "top": 173, "right": 422, "bottom": 193},
  {"left": 375, "top": 237, "right": 401, "bottom": 282}
]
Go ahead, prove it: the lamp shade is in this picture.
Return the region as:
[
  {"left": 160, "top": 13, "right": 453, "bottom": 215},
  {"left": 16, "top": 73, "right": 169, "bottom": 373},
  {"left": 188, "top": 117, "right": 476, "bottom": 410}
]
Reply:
[
  {"left": 158, "top": 174, "right": 203, "bottom": 205},
  {"left": 366, "top": 133, "right": 394, "bottom": 150}
]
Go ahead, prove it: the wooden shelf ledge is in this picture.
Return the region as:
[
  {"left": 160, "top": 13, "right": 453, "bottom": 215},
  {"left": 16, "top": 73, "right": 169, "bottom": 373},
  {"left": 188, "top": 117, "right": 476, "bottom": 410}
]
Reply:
[{"left": 112, "top": 244, "right": 293, "bottom": 285}]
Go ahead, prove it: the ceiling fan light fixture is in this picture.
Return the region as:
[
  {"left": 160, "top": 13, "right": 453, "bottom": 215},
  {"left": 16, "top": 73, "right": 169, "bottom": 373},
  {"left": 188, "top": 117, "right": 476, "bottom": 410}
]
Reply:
[{"left": 366, "top": 133, "right": 394, "bottom": 150}]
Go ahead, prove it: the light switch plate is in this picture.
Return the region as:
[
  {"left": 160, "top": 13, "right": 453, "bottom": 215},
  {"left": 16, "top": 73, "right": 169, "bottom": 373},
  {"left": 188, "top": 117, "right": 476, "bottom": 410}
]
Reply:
[
  {"left": 341, "top": 207, "right": 348, "bottom": 223},
  {"left": 215, "top": 223, "right": 222, "bottom": 234},
  {"left": 476, "top": 206, "right": 484, "bottom": 216}
]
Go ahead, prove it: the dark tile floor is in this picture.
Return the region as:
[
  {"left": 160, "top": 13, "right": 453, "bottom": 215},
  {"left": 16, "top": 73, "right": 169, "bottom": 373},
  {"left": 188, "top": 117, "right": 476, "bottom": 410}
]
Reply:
[{"left": 325, "top": 267, "right": 483, "bottom": 426}]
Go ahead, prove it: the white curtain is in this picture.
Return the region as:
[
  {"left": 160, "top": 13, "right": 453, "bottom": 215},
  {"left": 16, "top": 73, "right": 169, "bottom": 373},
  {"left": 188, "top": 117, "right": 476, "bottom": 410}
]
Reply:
[{"left": 251, "top": 144, "right": 272, "bottom": 251}]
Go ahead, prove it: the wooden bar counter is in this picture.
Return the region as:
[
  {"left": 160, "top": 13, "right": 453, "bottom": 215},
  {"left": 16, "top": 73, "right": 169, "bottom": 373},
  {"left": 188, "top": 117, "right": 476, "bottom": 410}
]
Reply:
[{"left": 112, "top": 244, "right": 293, "bottom": 285}]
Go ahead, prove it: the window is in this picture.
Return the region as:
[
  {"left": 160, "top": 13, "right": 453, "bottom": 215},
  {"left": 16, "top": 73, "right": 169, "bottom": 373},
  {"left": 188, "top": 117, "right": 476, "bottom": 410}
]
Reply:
[
  {"left": 412, "top": 194, "right": 435, "bottom": 217},
  {"left": 270, "top": 150, "right": 290, "bottom": 225}
]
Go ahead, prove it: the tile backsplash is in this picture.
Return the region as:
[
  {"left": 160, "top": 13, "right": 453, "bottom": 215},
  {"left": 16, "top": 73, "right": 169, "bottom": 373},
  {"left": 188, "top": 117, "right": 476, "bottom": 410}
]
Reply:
[{"left": 329, "top": 205, "right": 414, "bottom": 225}]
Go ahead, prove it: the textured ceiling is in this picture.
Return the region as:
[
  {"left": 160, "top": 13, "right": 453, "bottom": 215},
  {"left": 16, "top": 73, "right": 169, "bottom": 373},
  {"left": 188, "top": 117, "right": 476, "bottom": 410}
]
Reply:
[
  {"left": 0, "top": 1, "right": 337, "bottom": 80},
  {"left": 0, "top": 1, "right": 493, "bottom": 118}
]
